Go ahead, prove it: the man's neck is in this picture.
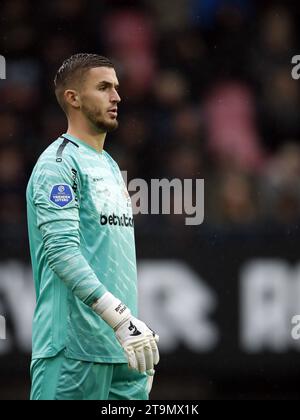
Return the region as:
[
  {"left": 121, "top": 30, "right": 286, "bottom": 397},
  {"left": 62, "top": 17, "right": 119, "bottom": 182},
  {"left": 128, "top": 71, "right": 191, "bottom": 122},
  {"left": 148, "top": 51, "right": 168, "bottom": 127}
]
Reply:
[{"left": 66, "top": 126, "right": 107, "bottom": 153}]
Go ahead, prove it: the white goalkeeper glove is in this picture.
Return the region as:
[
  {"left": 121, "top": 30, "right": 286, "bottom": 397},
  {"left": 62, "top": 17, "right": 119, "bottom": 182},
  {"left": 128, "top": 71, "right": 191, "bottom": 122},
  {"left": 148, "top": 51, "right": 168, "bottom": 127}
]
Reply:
[{"left": 92, "top": 292, "right": 159, "bottom": 374}]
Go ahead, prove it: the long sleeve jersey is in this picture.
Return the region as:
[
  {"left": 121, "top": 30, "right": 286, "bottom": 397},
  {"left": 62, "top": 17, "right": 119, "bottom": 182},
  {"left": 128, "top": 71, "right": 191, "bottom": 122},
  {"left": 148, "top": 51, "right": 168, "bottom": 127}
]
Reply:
[{"left": 26, "top": 133, "right": 137, "bottom": 363}]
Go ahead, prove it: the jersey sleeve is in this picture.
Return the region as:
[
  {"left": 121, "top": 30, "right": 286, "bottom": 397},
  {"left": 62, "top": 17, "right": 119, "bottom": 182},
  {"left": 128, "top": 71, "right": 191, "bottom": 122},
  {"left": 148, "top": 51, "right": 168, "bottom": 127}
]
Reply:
[{"left": 32, "top": 157, "right": 107, "bottom": 306}]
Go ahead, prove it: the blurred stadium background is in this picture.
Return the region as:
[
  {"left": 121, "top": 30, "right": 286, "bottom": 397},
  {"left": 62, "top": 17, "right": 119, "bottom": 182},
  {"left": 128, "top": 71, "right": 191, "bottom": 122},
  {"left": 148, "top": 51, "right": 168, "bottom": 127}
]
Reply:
[{"left": 1, "top": 0, "right": 300, "bottom": 400}]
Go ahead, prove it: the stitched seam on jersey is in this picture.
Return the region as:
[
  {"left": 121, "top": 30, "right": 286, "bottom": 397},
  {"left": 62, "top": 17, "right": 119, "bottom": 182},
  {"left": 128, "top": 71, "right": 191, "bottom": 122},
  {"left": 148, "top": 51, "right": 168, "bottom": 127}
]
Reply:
[{"left": 56, "top": 137, "right": 79, "bottom": 162}]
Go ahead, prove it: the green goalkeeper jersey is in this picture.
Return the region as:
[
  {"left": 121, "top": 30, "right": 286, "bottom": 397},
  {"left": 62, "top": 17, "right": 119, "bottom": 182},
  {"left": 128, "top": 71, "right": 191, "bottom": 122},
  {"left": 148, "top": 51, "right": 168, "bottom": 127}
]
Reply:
[{"left": 26, "top": 133, "right": 138, "bottom": 363}]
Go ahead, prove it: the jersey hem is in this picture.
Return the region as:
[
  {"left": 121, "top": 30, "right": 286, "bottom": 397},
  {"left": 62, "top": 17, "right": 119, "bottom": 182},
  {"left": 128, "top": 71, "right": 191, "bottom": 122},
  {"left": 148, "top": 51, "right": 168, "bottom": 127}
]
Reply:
[{"left": 32, "top": 347, "right": 128, "bottom": 364}]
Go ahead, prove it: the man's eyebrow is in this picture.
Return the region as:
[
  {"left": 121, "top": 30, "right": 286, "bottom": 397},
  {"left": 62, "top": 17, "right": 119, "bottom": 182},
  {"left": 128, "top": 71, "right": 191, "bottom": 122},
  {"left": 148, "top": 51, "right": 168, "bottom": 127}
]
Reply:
[{"left": 96, "top": 81, "right": 120, "bottom": 88}]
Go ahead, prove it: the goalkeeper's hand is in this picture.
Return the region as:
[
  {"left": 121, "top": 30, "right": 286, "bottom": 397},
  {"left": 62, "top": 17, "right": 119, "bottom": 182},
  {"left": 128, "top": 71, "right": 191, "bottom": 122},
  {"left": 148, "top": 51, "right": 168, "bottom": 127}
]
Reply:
[
  {"left": 92, "top": 292, "right": 159, "bottom": 374},
  {"left": 115, "top": 316, "right": 159, "bottom": 374}
]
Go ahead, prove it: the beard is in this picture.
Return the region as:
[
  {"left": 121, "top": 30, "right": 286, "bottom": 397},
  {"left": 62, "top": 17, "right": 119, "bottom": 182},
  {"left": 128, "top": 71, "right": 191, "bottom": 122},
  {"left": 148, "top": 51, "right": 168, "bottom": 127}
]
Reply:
[{"left": 81, "top": 103, "right": 119, "bottom": 133}]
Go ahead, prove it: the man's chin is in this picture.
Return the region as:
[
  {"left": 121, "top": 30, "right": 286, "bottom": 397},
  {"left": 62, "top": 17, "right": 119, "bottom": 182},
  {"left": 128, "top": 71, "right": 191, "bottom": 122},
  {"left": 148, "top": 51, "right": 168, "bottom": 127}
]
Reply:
[
  {"left": 95, "top": 119, "right": 119, "bottom": 133},
  {"left": 106, "top": 120, "right": 119, "bottom": 132}
]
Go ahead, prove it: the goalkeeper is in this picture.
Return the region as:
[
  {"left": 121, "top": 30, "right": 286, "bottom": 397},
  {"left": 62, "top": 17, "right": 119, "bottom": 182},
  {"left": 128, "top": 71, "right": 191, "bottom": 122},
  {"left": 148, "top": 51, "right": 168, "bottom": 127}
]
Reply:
[{"left": 26, "top": 53, "right": 159, "bottom": 400}]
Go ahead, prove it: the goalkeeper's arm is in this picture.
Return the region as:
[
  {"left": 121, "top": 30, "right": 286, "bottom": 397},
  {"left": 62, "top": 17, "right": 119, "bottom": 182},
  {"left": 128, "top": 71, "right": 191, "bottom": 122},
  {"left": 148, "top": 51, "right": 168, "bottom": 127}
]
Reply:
[
  {"left": 41, "top": 222, "right": 159, "bottom": 373},
  {"left": 40, "top": 223, "right": 159, "bottom": 373}
]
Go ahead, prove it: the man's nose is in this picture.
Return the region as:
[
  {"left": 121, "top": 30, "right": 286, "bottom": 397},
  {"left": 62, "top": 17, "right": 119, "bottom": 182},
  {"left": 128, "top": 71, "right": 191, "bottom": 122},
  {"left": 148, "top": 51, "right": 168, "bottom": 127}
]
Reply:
[{"left": 111, "top": 90, "right": 121, "bottom": 103}]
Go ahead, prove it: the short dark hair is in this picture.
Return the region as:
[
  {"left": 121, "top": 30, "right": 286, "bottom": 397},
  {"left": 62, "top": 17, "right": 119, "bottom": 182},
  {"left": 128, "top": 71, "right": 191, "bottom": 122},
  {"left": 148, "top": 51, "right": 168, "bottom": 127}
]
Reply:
[{"left": 54, "top": 53, "right": 114, "bottom": 113}]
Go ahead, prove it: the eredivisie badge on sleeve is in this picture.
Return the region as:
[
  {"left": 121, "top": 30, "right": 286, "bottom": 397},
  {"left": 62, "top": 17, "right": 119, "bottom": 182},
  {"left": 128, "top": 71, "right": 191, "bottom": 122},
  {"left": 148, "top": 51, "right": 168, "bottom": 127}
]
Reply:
[{"left": 49, "top": 184, "right": 74, "bottom": 207}]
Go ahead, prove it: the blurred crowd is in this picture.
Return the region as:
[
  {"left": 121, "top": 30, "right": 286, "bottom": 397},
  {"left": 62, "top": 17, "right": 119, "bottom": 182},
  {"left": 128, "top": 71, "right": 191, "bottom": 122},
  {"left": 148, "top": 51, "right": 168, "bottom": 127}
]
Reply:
[{"left": 0, "top": 0, "right": 300, "bottom": 255}]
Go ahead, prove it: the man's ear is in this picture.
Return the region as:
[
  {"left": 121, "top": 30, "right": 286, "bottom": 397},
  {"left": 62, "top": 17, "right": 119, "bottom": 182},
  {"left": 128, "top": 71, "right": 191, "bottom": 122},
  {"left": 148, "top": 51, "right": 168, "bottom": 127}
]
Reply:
[{"left": 64, "top": 89, "right": 81, "bottom": 109}]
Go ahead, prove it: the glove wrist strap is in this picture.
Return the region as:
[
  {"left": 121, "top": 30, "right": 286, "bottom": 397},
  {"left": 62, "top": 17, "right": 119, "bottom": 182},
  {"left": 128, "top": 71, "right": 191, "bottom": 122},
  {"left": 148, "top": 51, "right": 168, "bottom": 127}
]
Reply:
[{"left": 92, "top": 292, "right": 131, "bottom": 329}]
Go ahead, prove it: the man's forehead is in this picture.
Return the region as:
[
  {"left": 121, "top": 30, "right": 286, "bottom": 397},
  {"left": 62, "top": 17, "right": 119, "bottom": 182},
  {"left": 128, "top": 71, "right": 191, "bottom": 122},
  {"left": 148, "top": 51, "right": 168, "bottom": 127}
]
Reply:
[{"left": 87, "top": 66, "right": 118, "bottom": 84}]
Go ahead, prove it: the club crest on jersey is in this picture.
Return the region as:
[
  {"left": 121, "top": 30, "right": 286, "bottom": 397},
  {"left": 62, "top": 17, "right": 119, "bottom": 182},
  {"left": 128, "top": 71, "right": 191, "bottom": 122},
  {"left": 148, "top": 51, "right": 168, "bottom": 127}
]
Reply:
[{"left": 50, "top": 184, "right": 74, "bottom": 207}]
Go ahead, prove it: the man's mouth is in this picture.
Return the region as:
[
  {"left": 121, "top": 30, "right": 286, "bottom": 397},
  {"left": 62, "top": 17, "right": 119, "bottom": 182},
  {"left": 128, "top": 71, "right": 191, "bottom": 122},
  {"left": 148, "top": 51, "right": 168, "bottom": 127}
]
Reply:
[{"left": 107, "top": 108, "right": 118, "bottom": 117}]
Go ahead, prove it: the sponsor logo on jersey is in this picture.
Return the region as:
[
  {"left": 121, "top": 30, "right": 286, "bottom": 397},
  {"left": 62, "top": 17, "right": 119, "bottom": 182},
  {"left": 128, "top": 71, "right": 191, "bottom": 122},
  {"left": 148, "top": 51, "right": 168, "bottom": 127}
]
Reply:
[
  {"left": 50, "top": 184, "right": 74, "bottom": 207},
  {"left": 100, "top": 213, "right": 134, "bottom": 227}
]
